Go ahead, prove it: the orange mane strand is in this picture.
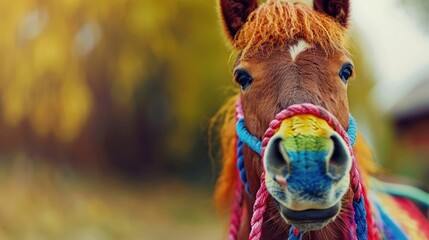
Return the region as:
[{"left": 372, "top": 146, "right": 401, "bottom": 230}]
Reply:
[
  {"left": 354, "top": 132, "right": 379, "bottom": 186},
  {"left": 213, "top": 95, "right": 239, "bottom": 214}
]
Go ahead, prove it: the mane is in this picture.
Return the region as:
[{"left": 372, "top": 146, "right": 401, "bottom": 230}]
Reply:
[
  {"left": 212, "top": 95, "right": 239, "bottom": 215},
  {"left": 234, "top": 0, "right": 349, "bottom": 58},
  {"left": 213, "top": 95, "right": 378, "bottom": 214}
]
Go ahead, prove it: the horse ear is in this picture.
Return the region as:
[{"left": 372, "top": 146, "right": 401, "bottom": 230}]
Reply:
[
  {"left": 219, "top": 0, "right": 258, "bottom": 42},
  {"left": 313, "top": 0, "right": 350, "bottom": 27}
]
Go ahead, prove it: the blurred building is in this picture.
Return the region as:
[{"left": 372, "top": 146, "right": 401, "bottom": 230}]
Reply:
[{"left": 389, "top": 68, "right": 429, "bottom": 189}]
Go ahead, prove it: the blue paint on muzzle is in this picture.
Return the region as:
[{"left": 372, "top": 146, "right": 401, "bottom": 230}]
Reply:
[{"left": 286, "top": 151, "right": 332, "bottom": 200}]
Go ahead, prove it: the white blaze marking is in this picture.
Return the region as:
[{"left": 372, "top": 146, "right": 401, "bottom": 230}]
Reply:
[{"left": 289, "top": 40, "right": 311, "bottom": 61}]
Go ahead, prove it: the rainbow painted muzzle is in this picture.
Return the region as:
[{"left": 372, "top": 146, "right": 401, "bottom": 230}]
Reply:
[
  {"left": 263, "top": 110, "right": 352, "bottom": 230},
  {"left": 234, "top": 101, "right": 368, "bottom": 237}
]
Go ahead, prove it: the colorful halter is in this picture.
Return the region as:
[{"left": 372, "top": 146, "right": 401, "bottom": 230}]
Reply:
[{"left": 228, "top": 97, "right": 378, "bottom": 240}]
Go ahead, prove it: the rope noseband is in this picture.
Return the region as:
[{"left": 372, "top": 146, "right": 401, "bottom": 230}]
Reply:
[{"left": 229, "top": 98, "right": 377, "bottom": 240}]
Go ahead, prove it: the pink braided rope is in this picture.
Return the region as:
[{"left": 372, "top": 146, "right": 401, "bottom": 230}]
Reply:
[
  {"left": 248, "top": 169, "right": 270, "bottom": 240},
  {"left": 236, "top": 98, "right": 244, "bottom": 119},
  {"left": 228, "top": 178, "right": 243, "bottom": 240},
  {"left": 246, "top": 103, "right": 367, "bottom": 240},
  {"left": 227, "top": 98, "right": 245, "bottom": 240},
  {"left": 248, "top": 122, "right": 278, "bottom": 240}
]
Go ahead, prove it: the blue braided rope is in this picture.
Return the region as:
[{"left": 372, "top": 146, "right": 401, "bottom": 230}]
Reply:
[
  {"left": 347, "top": 116, "right": 370, "bottom": 240},
  {"left": 353, "top": 197, "right": 368, "bottom": 240},
  {"left": 347, "top": 114, "right": 357, "bottom": 147},
  {"left": 237, "top": 138, "right": 251, "bottom": 194},
  {"left": 236, "top": 118, "right": 263, "bottom": 155}
]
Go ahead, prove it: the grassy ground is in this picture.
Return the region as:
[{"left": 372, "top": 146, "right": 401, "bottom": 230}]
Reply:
[{"left": 0, "top": 156, "right": 223, "bottom": 240}]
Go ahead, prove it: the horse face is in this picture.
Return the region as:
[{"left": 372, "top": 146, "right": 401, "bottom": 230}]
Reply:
[
  {"left": 234, "top": 48, "right": 352, "bottom": 130},
  {"left": 220, "top": 0, "right": 354, "bottom": 232},
  {"left": 236, "top": 45, "right": 353, "bottom": 230}
]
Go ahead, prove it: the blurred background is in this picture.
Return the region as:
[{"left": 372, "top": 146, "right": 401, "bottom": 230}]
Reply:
[{"left": 0, "top": 0, "right": 427, "bottom": 239}]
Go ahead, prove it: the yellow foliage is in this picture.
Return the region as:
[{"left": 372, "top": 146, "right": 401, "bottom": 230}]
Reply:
[
  {"left": 2, "top": 84, "right": 25, "bottom": 127},
  {"left": 112, "top": 47, "right": 145, "bottom": 110},
  {"left": 0, "top": 0, "right": 135, "bottom": 142},
  {"left": 32, "top": 30, "right": 69, "bottom": 76},
  {"left": 30, "top": 91, "right": 54, "bottom": 137},
  {"left": 56, "top": 69, "right": 93, "bottom": 142}
]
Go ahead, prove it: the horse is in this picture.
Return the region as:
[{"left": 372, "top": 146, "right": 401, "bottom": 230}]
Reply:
[{"left": 212, "top": 0, "right": 429, "bottom": 239}]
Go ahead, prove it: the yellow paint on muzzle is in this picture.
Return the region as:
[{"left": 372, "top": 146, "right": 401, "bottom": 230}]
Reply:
[{"left": 275, "top": 114, "right": 335, "bottom": 152}]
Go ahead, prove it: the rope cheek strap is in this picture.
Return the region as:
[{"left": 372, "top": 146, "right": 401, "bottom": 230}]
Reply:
[{"left": 228, "top": 98, "right": 376, "bottom": 240}]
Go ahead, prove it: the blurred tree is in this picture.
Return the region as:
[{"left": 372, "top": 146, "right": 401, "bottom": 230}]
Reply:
[{"left": 0, "top": 0, "right": 232, "bottom": 181}]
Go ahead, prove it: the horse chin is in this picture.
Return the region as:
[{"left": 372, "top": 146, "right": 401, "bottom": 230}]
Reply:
[
  {"left": 287, "top": 221, "right": 330, "bottom": 232},
  {"left": 278, "top": 202, "right": 341, "bottom": 231}
]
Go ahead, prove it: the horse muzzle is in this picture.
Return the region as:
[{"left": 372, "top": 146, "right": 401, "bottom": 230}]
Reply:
[{"left": 263, "top": 113, "right": 352, "bottom": 230}]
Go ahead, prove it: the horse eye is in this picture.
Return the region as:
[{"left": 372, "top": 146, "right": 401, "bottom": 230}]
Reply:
[
  {"left": 339, "top": 63, "right": 353, "bottom": 83},
  {"left": 234, "top": 69, "right": 253, "bottom": 90}
]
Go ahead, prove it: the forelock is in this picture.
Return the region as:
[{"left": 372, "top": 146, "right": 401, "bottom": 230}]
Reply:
[{"left": 233, "top": 0, "right": 349, "bottom": 58}]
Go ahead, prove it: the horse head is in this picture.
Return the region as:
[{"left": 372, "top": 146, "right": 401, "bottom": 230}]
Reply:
[{"left": 218, "top": 0, "right": 357, "bottom": 236}]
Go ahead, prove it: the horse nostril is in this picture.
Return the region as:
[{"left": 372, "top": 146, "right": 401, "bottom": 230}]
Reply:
[
  {"left": 327, "top": 133, "right": 352, "bottom": 180},
  {"left": 264, "top": 136, "right": 290, "bottom": 182}
]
